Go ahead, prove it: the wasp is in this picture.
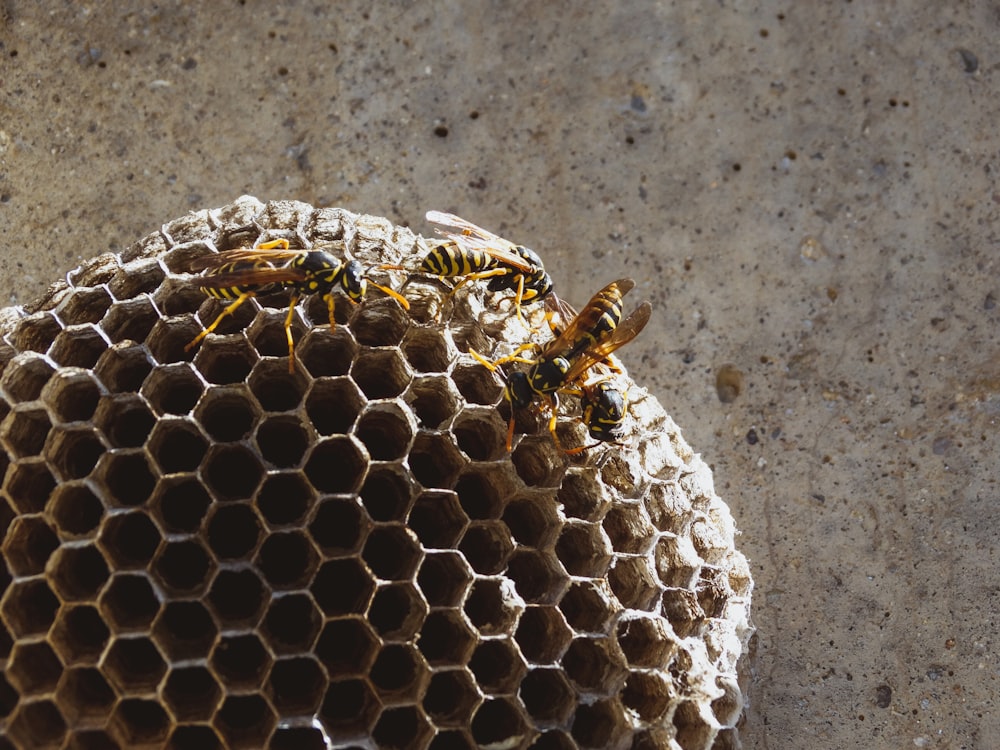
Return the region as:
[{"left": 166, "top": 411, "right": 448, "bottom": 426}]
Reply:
[
  {"left": 384, "top": 211, "right": 553, "bottom": 321},
  {"left": 184, "top": 239, "right": 409, "bottom": 372},
  {"left": 471, "top": 278, "right": 650, "bottom": 450}
]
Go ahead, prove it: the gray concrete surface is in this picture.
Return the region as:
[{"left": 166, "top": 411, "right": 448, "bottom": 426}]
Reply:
[{"left": 2, "top": 2, "right": 997, "bottom": 748}]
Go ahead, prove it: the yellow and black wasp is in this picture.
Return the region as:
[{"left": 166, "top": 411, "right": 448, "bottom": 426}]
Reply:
[
  {"left": 384, "top": 211, "right": 553, "bottom": 321},
  {"left": 185, "top": 239, "right": 409, "bottom": 372},
  {"left": 471, "top": 278, "right": 651, "bottom": 451}
]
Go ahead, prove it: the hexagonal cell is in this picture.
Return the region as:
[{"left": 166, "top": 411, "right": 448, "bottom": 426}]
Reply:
[
  {"left": 371, "top": 705, "right": 434, "bottom": 750},
  {"left": 57, "top": 285, "right": 114, "bottom": 325},
  {"left": 94, "top": 394, "right": 155, "bottom": 449},
  {"left": 470, "top": 698, "right": 528, "bottom": 750},
  {"left": 505, "top": 548, "right": 568, "bottom": 604},
  {"left": 193, "top": 385, "right": 258, "bottom": 442},
  {"left": 267, "top": 655, "right": 326, "bottom": 714},
  {"left": 202, "top": 443, "right": 265, "bottom": 502},
  {"left": 56, "top": 666, "right": 116, "bottom": 727},
  {"left": 146, "top": 417, "right": 208, "bottom": 474},
  {"left": 103, "top": 635, "right": 167, "bottom": 693},
  {"left": 107, "top": 257, "right": 165, "bottom": 300},
  {"left": 502, "top": 492, "right": 562, "bottom": 548},
  {"left": 314, "top": 617, "right": 379, "bottom": 677},
  {"left": 50, "top": 544, "right": 110, "bottom": 601},
  {"left": 49, "top": 604, "right": 110, "bottom": 665},
  {"left": 261, "top": 592, "right": 322, "bottom": 654},
  {"left": 622, "top": 669, "right": 674, "bottom": 723},
  {"left": 100, "top": 295, "right": 161, "bottom": 344},
  {"left": 459, "top": 521, "right": 514, "bottom": 575},
  {"left": 211, "top": 633, "right": 272, "bottom": 690},
  {"left": 214, "top": 694, "right": 277, "bottom": 750},
  {"left": 153, "top": 537, "right": 214, "bottom": 594},
  {"left": 3, "top": 458, "right": 56, "bottom": 513},
  {"left": 468, "top": 637, "right": 526, "bottom": 694},
  {"left": 354, "top": 402, "right": 414, "bottom": 461},
  {"left": 559, "top": 580, "right": 616, "bottom": 636},
  {"left": 153, "top": 600, "right": 218, "bottom": 661},
  {"left": 93, "top": 341, "right": 154, "bottom": 394},
  {"left": 401, "top": 327, "right": 455, "bottom": 373},
  {"left": 152, "top": 475, "right": 212, "bottom": 533},
  {"left": 0, "top": 578, "right": 60, "bottom": 638},
  {"left": 309, "top": 496, "right": 368, "bottom": 554},
  {"left": 255, "top": 414, "right": 310, "bottom": 468},
  {"left": 144, "top": 316, "right": 204, "bottom": 366},
  {"left": 311, "top": 558, "right": 375, "bottom": 616},
  {"left": 2, "top": 515, "right": 58, "bottom": 576},
  {"left": 615, "top": 615, "right": 677, "bottom": 670},
  {"left": 515, "top": 605, "right": 573, "bottom": 665},
  {"left": 454, "top": 465, "right": 507, "bottom": 520},
  {"left": 452, "top": 408, "right": 508, "bottom": 461},
  {"left": 359, "top": 465, "right": 413, "bottom": 523},
  {"left": 351, "top": 348, "right": 412, "bottom": 399},
  {"left": 417, "top": 551, "right": 474, "bottom": 608},
  {"left": 319, "top": 678, "right": 379, "bottom": 743},
  {"left": 417, "top": 609, "right": 477, "bottom": 667},
  {"left": 405, "top": 374, "right": 460, "bottom": 430},
  {"left": 672, "top": 698, "right": 717, "bottom": 750},
  {"left": 1, "top": 352, "right": 56, "bottom": 402},
  {"left": 2, "top": 405, "right": 52, "bottom": 458},
  {"left": 511, "top": 434, "right": 568, "bottom": 488},
  {"left": 562, "top": 636, "right": 627, "bottom": 695},
  {"left": 40, "top": 369, "right": 102, "bottom": 424},
  {"left": 208, "top": 567, "right": 268, "bottom": 628},
  {"left": 255, "top": 530, "right": 319, "bottom": 589},
  {"left": 603, "top": 500, "right": 658, "bottom": 555},
  {"left": 350, "top": 300, "right": 410, "bottom": 347},
  {"left": 10, "top": 311, "right": 62, "bottom": 354},
  {"left": 304, "top": 436, "right": 366, "bottom": 494},
  {"left": 409, "top": 490, "right": 467, "bottom": 550},
  {"left": 368, "top": 581, "right": 427, "bottom": 641},
  {"left": 255, "top": 472, "right": 314, "bottom": 528},
  {"left": 205, "top": 503, "right": 262, "bottom": 560},
  {"left": 162, "top": 665, "right": 222, "bottom": 722},
  {"left": 555, "top": 521, "right": 613, "bottom": 578},
  {"left": 96, "top": 450, "right": 157, "bottom": 508},
  {"left": 464, "top": 577, "right": 524, "bottom": 636},
  {"left": 519, "top": 667, "right": 576, "bottom": 725},
  {"left": 166, "top": 725, "right": 224, "bottom": 750},
  {"left": 141, "top": 363, "right": 204, "bottom": 416},
  {"left": 100, "top": 573, "right": 160, "bottom": 632},
  {"left": 43, "top": 425, "right": 105, "bottom": 480},
  {"left": 296, "top": 327, "right": 358, "bottom": 378},
  {"left": 50, "top": 324, "right": 110, "bottom": 368},
  {"left": 98, "top": 510, "right": 162, "bottom": 569},
  {"left": 305, "top": 376, "right": 365, "bottom": 435},
  {"left": 7, "top": 639, "right": 63, "bottom": 694},
  {"left": 6, "top": 698, "right": 67, "bottom": 749},
  {"left": 247, "top": 358, "right": 308, "bottom": 412},
  {"left": 712, "top": 675, "right": 744, "bottom": 727},
  {"left": 423, "top": 668, "right": 481, "bottom": 728},
  {"left": 362, "top": 525, "right": 423, "bottom": 581},
  {"left": 246, "top": 306, "right": 306, "bottom": 362},
  {"left": 654, "top": 535, "right": 702, "bottom": 590},
  {"left": 193, "top": 336, "right": 258, "bottom": 385},
  {"left": 109, "top": 698, "right": 171, "bottom": 748},
  {"left": 556, "top": 468, "right": 610, "bottom": 522},
  {"left": 409, "top": 432, "right": 465, "bottom": 490},
  {"left": 451, "top": 362, "right": 503, "bottom": 406},
  {"left": 608, "top": 555, "right": 662, "bottom": 612}
]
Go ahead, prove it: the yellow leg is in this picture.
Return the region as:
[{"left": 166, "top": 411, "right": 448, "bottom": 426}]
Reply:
[
  {"left": 185, "top": 292, "right": 256, "bottom": 351},
  {"left": 284, "top": 295, "right": 300, "bottom": 373},
  {"left": 257, "top": 238, "right": 290, "bottom": 251},
  {"left": 369, "top": 281, "right": 411, "bottom": 310},
  {"left": 468, "top": 344, "right": 537, "bottom": 372},
  {"left": 322, "top": 293, "right": 337, "bottom": 330}
]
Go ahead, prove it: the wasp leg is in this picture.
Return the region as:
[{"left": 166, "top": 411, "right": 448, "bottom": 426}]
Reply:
[
  {"left": 468, "top": 344, "right": 537, "bottom": 372},
  {"left": 185, "top": 292, "right": 256, "bottom": 352},
  {"left": 368, "top": 281, "right": 411, "bottom": 310},
  {"left": 256, "top": 238, "right": 290, "bottom": 251},
  {"left": 284, "top": 295, "right": 301, "bottom": 373}
]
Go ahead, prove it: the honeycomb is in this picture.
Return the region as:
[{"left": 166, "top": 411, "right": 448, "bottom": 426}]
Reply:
[{"left": 0, "top": 196, "right": 753, "bottom": 750}]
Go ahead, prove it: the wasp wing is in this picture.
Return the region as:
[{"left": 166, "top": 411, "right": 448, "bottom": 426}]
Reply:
[
  {"left": 561, "top": 300, "right": 651, "bottom": 385},
  {"left": 187, "top": 246, "right": 303, "bottom": 272},
  {"left": 425, "top": 210, "right": 536, "bottom": 272},
  {"left": 539, "top": 278, "right": 636, "bottom": 360},
  {"left": 193, "top": 265, "right": 309, "bottom": 290}
]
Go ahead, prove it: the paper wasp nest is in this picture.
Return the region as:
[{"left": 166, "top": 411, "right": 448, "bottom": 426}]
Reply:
[{"left": 0, "top": 196, "right": 752, "bottom": 750}]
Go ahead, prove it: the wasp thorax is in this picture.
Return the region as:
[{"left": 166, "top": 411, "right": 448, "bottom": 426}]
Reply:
[{"left": 0, "top": 196, "right": 752, "bottom": 750}]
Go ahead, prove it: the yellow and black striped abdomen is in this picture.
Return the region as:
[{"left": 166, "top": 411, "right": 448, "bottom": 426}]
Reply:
[
  {"left": 420, "top": 241, "right": 493, "bottom": 277},
  {"left": 201, "top": 260, "right": 272, "bottom": 300}
]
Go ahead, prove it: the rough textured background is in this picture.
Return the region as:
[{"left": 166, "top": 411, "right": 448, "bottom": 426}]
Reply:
[{"left": 0, "top": 2, "right": 997, "bottom": 748}]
